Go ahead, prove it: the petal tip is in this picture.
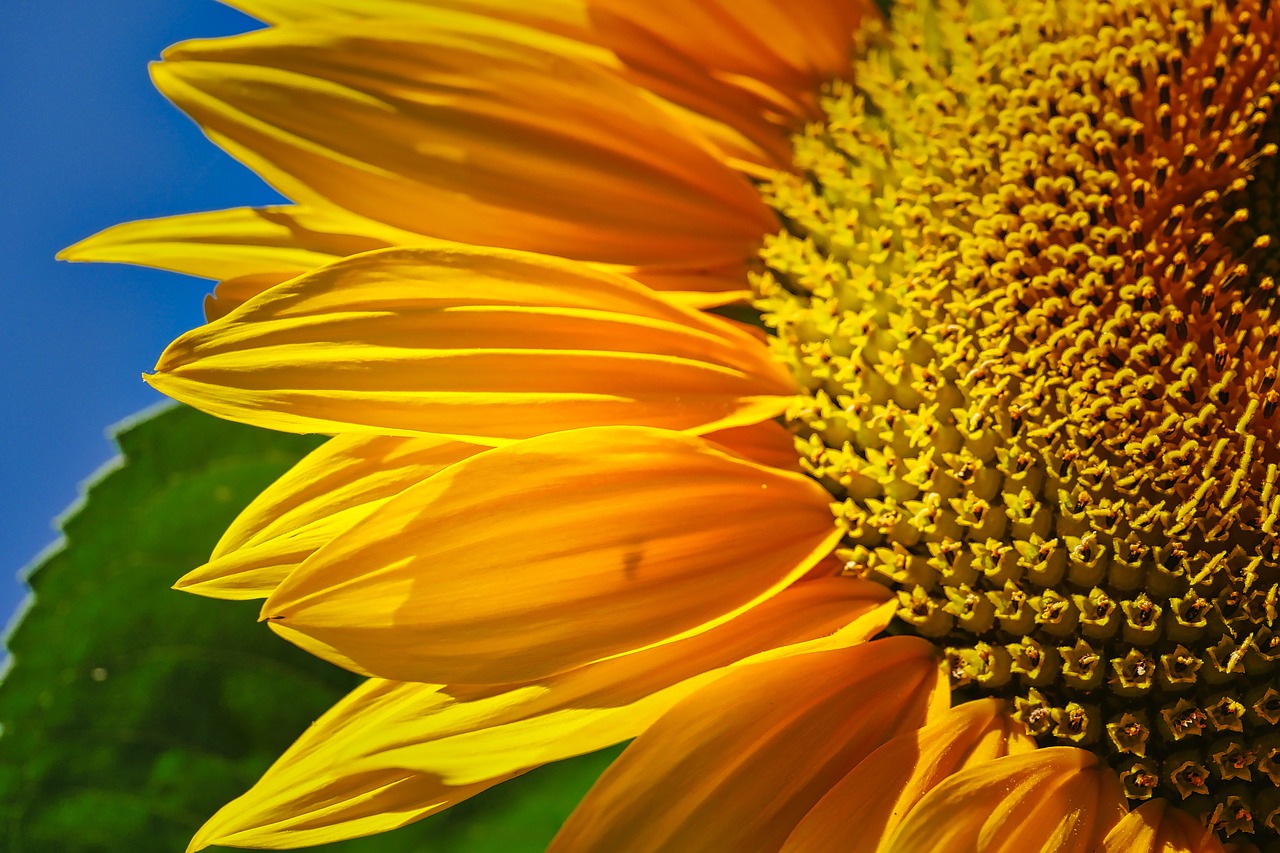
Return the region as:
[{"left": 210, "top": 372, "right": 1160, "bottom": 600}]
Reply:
[
  {"left": 170, "top": 569, "right": 208, "bottom": 596},
  {"left": 57, "top": 229, "right": 115, "bottom": 263},
  {"left": 184, "top": 831, "right": 211, "bottom": 853}
]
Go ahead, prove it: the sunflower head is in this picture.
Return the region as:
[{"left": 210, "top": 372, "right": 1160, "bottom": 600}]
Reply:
[{"left": 62, "top": 0, "right": 1280, "bottom": 849}]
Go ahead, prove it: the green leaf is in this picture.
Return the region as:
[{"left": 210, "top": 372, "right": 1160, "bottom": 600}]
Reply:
[{"left": 0, "top": 404, "right": 615, "bottom": 853}]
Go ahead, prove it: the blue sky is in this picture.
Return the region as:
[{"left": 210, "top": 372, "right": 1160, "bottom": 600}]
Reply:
[{"left": 2, "top": 1, "right": 280, "bottom": 625}]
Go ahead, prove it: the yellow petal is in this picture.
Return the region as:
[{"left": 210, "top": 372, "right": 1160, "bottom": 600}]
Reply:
[
  {"left": 187, "top": 677, "right": 518, "bottom": 852},
  {"left": 222, "top": 0, "right": 590, "bottom": 39},
  {"left": 885, "top": 747, "right": 1129, "bottom": 853},
  {"left": 263, "top": 426, "right": 843, "bottom": 684},
  {"left": 1096, "top": 800, "right": 1225, "bottom": 853},
  {"left": 60, "top": 203, "right": 749, "bottom": 317},
  {"left": 59, "top": 205, "right": 422, "bottom": 281},
  {"left": 181, "top": 423, "right": 796, "bottom": 602},
  {"left": 549, "top": 636, "right": 948, "bottom": 853},
  {"left": 148, "top": 246, "right": 794, "bottom": 443},
  {"left": 190, "top": 577, "right": 892, "bottom": 850},
  {"left": 658, "top": 288, "right": 753, "bottom": 310},
  {"left": 153, "top": 16, "right": 775, "bottom": 269},
  {"left": 781, "top": 699, "right": 1036, "bottom": 853},
  {"left": 176, "top": 434, "right": 484, "bottom": 599}
]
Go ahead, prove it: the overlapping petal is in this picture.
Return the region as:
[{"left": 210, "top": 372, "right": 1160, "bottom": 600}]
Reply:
[
  {"left": 706, "top": 419, "right": 803, "bottom": 472},
  {"left": 781, "top": 699, "right": 1037, "bottom": 852},
  {"left": 219, "top": 0, "right": 870, "bottom": 175},
  {"left": 585, "top": 0, "right": 875, "bottom": 172},
  {"left": 176, "top": 434, "right": 485, "bottom": 599},
  {"left": 595, "top": 0, "right": 866, "bottom": 96},
  {"left": 189, "top": 577, "right": 893, "bottom": 850},
  {"left": 152, "top": 15, "right": 776, "bottom": 271},
  {"left": 549, "top": 636, "right": 948, "bottom": 853},
  {"left": 148, "top": 246, "right": 794, "bottom": 443},
  {"left": 60, "top": 204, "right": 747, "bottom": 321},
  {"left": 66, "top": 0, "right": 871, "bottom": 306},
  {"left": 1096, "top": 800, "right": 1226, "bottom": 853},
  {"left": 176, "top": 415, "right": 800, "bottom": 603},
  {"left": 263, "top": 425, "right": 843, "bottom": 684},
  {"left": 884, "top": 747, "right": 1129, "bottom": 853},
  {"left": 59, "top": 205, "right": 419, "bottom": 283}
]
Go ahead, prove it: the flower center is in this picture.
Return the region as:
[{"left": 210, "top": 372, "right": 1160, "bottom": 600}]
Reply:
[{"left": 755, "top": 0, "right": 1280, "bottom": 840}]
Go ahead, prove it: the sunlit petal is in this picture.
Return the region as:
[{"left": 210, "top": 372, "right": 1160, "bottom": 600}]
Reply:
[
  {"left": 885, "top": 747, "right": 1128, "bottom": 853},
  {"left": 549, "top": 637, "right": 948, "bottom": 853},
  {"left": 189, "top": 578, "right": 892, "bottom": 850},
  {"left": 264, "top": 426, "right": 842, "bottom": 683},
  {"left": 149, "top": 246, "right": 795, "bottom": 443}
]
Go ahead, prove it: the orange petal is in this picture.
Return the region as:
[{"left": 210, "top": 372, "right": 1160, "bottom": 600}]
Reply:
[
  {"left": 705, "top": 419, "right": 801, "bottom": 471},
  {"left": 1096, "top": 800, "right": 1226, "bottom": 853},
  {"left": 629, "top": 259, "right": 752, "bottom": 295},
  {"left": 370, "top": 578, "right": 894, "bottom": 785},
  {"left": 191, "top": 577, "right": 892, "bottom": 850},
  {"left": 596, "top": 0, "right": 867, "bottom": 93},
  {"left": 549, "top": 636, "right": 947, "bottom": 853},
  {"left": 175, "top": 434, "right": 484, "bottom": 599},
  {"left": 885, "top": 747, "right": 1129, "bottom": 853},
  {"left": 148, "top": 246, "right": 794, "bottom": 443},
  {"left": 218, "top": 0, "right": 865, "bottom": 177},
  {"left": 203, "top": 273, "right": 295, "bottom": 321},
  {"left": 781, "top": 699, "right": 1036, "bottom": 853},
  {"left": 586, "top": 0, "right": 875, "bottom": 170},
  {"left": 153, "top": 16, "right": 775, "bottom": 269},
  {"left": 263, "top": 426, "right": 843, "bottom": 684}
]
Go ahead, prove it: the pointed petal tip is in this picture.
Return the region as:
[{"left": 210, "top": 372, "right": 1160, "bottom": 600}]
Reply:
[
  {"left": 171, "top": 567, "right": 264, "bottom": 601},
  {"left": 56, "top": 231, "right": 111, "bottom": 263},
  {"left": 171, "top": 561, "right": 206, "bottom": 592},
  {"left": 144, "top": 369, "right": 195, "bottom": 402},
  {"left": 62, "top": 214, "right": 137, "bottom": 263},
  {"left": 142, "top": 371, "right": 171, "bottom": 395},
  {"left": 185, "top": 797, "right": 245, "bottom": 853}
]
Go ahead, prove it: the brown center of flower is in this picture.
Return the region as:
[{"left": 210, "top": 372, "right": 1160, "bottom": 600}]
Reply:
[{"left": 755, "top": 0, "right": 1280, "bottom": 840}]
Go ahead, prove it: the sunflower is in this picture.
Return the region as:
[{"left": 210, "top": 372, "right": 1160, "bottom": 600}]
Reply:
[{"left": 63, "top": 0, "right": 1280, "bottom": 850}]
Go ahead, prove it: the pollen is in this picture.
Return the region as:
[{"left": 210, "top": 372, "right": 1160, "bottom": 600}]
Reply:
[{"left": 755, "top": 0, "right": 1280, "bottom": 841}]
